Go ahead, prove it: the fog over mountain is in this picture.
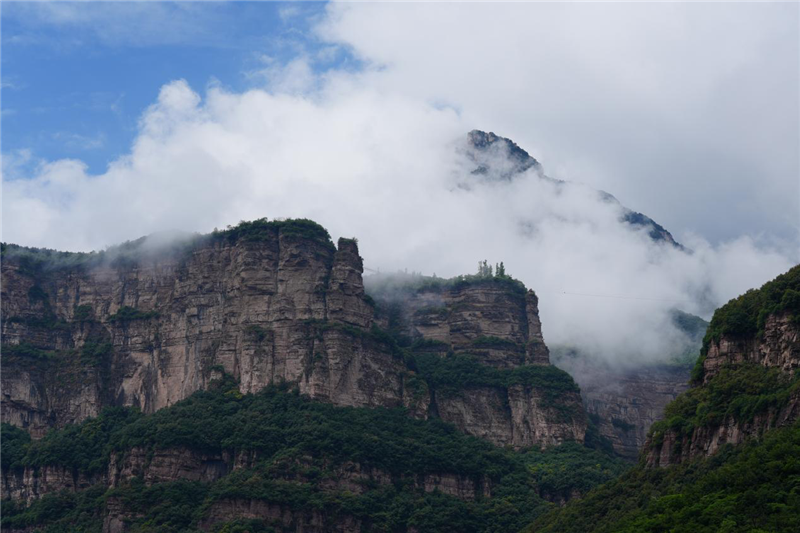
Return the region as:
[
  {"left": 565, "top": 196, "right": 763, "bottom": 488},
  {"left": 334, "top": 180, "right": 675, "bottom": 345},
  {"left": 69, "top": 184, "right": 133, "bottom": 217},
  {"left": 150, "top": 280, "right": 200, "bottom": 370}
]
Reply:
[{"left": 3, "top": 2, "right": 797, "bottom": 366}]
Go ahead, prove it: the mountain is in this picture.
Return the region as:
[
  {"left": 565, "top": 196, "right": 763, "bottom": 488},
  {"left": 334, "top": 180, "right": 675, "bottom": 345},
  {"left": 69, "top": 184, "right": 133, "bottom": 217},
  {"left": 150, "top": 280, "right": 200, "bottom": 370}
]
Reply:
[
  {"left": 463, "top": 130, "right": 682, "bottom": 248},
  {"left": 1, "top": 219, "right": 620, "bottom": 532},
  {"left": 0, "top": 220, "right": 584, "bottom": 449},
  {"left": 531, "top": 265, "right": 800, "bottom": 533},
  {"left": 646, "top": 265, "right": 800, "bottom": 466},
  {"left": 4, "top": 217, "right": 795, "bottom": 532}
]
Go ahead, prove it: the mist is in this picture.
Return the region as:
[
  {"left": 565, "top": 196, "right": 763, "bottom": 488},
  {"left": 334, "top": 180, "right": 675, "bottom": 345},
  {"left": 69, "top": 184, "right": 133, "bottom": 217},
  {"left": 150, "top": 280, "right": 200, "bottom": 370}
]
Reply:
[{"left": 3, "top": 2, "right": 798, "bottom": 367}]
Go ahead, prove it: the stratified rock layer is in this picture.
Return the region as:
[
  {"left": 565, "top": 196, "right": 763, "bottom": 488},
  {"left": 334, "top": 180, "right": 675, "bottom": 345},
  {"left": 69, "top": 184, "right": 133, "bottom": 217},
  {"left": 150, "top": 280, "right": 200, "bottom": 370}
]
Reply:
[
  {"left": 2, "top": 231, "right": 422, "bottom": 439},
  {"left": 373, "top": 280, "right": 550, "bottom": 368},
  {"left": 2, "top": 226, "right": 581, "bottom": 451},
  {"left": 645, "top": 312, "right": 800, "bottom": 467}
]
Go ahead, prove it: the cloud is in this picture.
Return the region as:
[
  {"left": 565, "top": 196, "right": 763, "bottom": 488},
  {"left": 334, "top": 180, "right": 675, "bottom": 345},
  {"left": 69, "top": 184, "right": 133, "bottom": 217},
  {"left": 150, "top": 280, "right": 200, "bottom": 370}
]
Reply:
[
  {"left": 2, "top": 1, "right": 246, "bottom": 49},
  {"left": 3, "top": 75, "right": 796, "bottom": 364},
  {"left": 51, "top": 131, "right": 106, "bottom": 151},
  {"left": 2, "top": 2, "right": 798, "bottom": 365},
  {"left": 318, "top": 1, "right": 799, "bottom": 244}
]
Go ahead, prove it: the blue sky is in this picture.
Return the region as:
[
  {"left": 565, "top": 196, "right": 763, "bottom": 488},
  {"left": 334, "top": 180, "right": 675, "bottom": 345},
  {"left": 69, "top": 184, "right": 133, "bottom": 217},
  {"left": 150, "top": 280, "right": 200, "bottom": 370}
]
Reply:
[{"left": 2, "top": 1, "right": 350, "bottom": 174}]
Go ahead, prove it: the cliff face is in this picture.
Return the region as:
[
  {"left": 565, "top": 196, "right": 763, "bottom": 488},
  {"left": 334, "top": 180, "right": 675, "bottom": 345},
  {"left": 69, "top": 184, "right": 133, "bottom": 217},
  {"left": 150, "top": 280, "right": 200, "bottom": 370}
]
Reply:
[
  {"left": 645, "top": 393, "right": 800, "bottom": 468},
  {"left": 646, "top": 312, "right": 800, "bottom": 467},
  {"left": 2, "top": 222, "right": 581, "bottom": 451},
  {"left": 576, "top": 364, "right": 689, "bottom": 460},
  {"left": 372, "top": 279, "right": 550, "bottom": 368},
  {"left": 1, "top": 227, "right": 422, "bottom": 439},
  {"left": 433, "top": 383, "right": 585, "bottom": 450},
  {"left": 701, "top": 313, "right": 800, "bottom": 382},
  {"left": 367, "top": 276, "right": 585, "bottom": 448},
  {"left": 2, "top": 445, "right": 491, "bottom": 505}
]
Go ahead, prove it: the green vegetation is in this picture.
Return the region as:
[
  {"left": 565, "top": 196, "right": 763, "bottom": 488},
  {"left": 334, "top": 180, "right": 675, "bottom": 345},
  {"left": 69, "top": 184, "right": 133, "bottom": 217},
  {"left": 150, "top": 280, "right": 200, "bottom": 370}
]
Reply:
[
  {"left": 80, "top": 342, "right": 114, "bottom": 366},
  {"left": 366, "top": 269, "right": 529, "bottom": 301},
  {"left": 1, "top": 424, "right": 32, "bottom": 470},
  {"left": 107, "top": 306, "right": 160, "bottom": 322},
  {"left": 210, "top": 218, "right": 335, "bottom": 251},
  {"left": 650, "top": 363, "right": 799, "bottom": 446},
  {"left": 3, "top": 408, "right": 141, "bottom": 475},
  {"left": 1, "top": 242, "right": 104, "bottom": 275},
  {"left": 685, "top": 265, "right": 800, "bottom": 383},
  {"left": 1, "top": 484, "right": 107, "bottom": 533},
  {"left": 2, "top": 342, "right": 59, "bottom": 361},
  {"left": 409, "top": 337, "right": 450, "bottom": 351},
  {"left": 28, "top": 285, "right": 49, "bottom": 303},
  {"left": 413, "top": 305, "right": 449, "bottom": 318},
  {"left": 2, "top": 376, "right": 625, "bottom": 533},
  {"left": 413, "top": 352, "right": 581, "bottom": 416},
  {"left": 245, "top": 324, "right": 270, "bottom": 342},
  {"left": 4, "top": 284, "right": 71, "bottom": 332},
  {"left": 3, "top": 340, "right": 111, "bottom": 369},
  {"left": 536, "top": 283, "right": 800, "bottom": 533},
  {"left": 522, "top": 443, "right": 630, "bottom": 502},
  {"left": 212, "top": 518, "right": 276, "bottom": 533},
  {"left": 73, "top": 304, "right": 94, "bottom": 322},
  {"left": 667, "top": 309, "right": 709, "bottom": 368},
  {"left": 2, "top": 218, "right": 336, "bottom": 279},
  {"left": 531, "top": 421, "right": 800, "bottom": 533},
  {"left": 701, "top": 265, "right": 800, "bottom": 359},
  {"left": 5, "top": 314, "right": 71, "bottom": 331},
  {"left": 583, "top": 414, "right": 617, "bottom": 457}
]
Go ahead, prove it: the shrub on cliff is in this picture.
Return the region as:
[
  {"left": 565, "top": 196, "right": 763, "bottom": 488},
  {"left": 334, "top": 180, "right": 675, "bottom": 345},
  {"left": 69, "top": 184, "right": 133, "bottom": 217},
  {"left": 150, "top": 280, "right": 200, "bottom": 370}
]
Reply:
[
  {"left": 530, "top": 421, "right": 800, "bottom": 533},
  {"left": 701, "top": 265, "right": 800, "bottom": 352},
  {"left": 649, "top": 363, "right": 799, "bottom": 446},
  {"left": 211, "top": 217, "right": 335, "bottom": 250},
  {"left": 2, "top": 376, "right": 625, "bottom": 533}
]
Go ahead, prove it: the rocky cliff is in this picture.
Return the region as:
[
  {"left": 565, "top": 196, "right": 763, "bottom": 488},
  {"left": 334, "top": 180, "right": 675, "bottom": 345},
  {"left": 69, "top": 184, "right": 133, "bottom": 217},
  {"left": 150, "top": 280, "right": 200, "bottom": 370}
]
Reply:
[
  {"left": 554, "top": 355, "right": 689, "bottom": 460},
  {"left": 0, "top": 374, "right": 623, "bottom": 533},
  {"left": 366, "top": 273, "right": 586, "bottom": 448},
  {"left": 645, "top": 266, "right": 800, "bottom": 467},
  {"left": 2, "top": 221, "right": 425, "bottom": 441},
  {"left": 2, "top": 219, "right": 583, "bottom": 451},
  {"left": 700, "top": 313, "right": 800, "bottom": 382},
  {"left": 2, "top": 444, "right": 491, "bottom": 505},
  {"left": 369, "top": 274, "right": 550, "bottom": 367}
]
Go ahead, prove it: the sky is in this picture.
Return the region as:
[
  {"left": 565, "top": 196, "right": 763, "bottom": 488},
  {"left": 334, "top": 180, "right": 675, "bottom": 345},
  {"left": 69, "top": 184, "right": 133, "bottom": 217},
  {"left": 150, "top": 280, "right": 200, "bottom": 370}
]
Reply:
[{"left": 2, "top": 1, "right": 799, "bottom": 364}]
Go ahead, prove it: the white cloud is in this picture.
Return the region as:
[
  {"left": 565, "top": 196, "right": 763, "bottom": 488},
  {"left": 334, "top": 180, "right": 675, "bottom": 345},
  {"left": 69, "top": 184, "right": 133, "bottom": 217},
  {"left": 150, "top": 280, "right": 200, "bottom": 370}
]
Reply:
[
  {"left": 2, "top": 1, "right": 245, "bottom": 49},
  {"left": 2, "top": 2, "right": 798, "bottom": 365},
  {"left": 318, "top": 1, "right": 799, "bottom": 244},
  {"left": 51, "top": 131, "right": 106, "bottom": 151}
]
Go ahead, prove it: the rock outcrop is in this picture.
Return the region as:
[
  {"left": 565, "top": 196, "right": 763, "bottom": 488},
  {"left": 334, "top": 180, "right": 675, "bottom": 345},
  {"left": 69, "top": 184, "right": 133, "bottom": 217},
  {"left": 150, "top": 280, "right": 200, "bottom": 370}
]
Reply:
[
  {"left": 580, "top": 365, "right": 689, "bottom": 460},
  {"left": 2, "top": 445, "right": 492, "bottom": 506},
  {"left": 366, "top": 274, "right": 585, "bottom": 447},
  {"left": 645, "top": 391, "right": 800, "bottom": 467},
  {"left": 2, "top": 224, "right": 425, "bottom": 440},
  {"left": 2, "top": 220, "right": 582, "bottom": 451},
  {"left": 700, "top": 313, "right": 800, "bottom": 382},
  {"left": 371, "top": 278, "right": 550, "bottom": 368},
  {"left": 645, "top": 311, "right": 800, "bottom": 467}
]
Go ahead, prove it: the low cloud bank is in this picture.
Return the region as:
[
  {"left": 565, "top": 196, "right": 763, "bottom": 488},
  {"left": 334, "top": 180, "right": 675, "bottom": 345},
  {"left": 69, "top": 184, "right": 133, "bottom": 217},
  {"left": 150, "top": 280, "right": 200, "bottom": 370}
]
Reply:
[{"left": 3, "top": 82, "right": 796, "bottom": 367}]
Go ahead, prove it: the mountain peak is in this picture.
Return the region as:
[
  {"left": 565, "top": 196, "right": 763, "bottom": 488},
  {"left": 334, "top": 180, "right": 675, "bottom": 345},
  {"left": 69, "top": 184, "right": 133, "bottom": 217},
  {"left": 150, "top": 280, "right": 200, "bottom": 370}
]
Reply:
[
  {"left": 466, "top": 129, "right": 541, "bottom": 178},
  {"left": 464, "top": 130, "right": 681, "bottom": 248}
]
